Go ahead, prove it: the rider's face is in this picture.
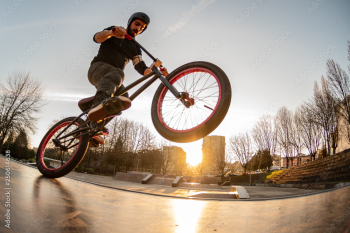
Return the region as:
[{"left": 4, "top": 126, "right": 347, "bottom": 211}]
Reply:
[{"left": 128, "top": 19, "right": 147, "bottom": 37}]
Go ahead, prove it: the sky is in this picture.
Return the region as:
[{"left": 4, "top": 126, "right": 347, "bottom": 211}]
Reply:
[{"left": 1, "top": 0, "right": 349, "bottom": 165}]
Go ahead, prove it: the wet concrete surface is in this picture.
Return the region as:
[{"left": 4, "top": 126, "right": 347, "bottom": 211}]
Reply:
[{"left": 0, "top": 157, "right": 350, "bottom": 233}]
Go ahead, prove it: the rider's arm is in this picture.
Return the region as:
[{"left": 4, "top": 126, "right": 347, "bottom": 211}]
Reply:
[
  {"left": 93, "top": 26, "right": 126, "bottom": 43},
  {"left": 144, "top": 68, "right": 152, "bottom": 75},
  {"left": 93, "top": 30, "right": 113, "bottom": 43},
  {"left": 133, "top": 55, "right": 148, "bottom": 75}
]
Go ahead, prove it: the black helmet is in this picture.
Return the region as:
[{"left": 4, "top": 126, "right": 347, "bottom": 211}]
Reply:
[{"left": 127, "top": 12, "right": 150, "bottom": 34}]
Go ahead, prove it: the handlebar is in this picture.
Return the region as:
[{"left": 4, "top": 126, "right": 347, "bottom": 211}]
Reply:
[
  {"left": 124, "top": 34, "right": 132, "bottom": 41},
  {"left": 124, "top": 33, "right": 164, "bottom": 69}
]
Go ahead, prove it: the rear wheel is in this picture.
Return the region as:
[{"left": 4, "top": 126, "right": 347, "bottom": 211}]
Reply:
[
  {"left": 36, "top": 117, "right": 89, "bottom": 178},
  {"left": 151, "top": 61, "right": 231, "bottom": 143}
]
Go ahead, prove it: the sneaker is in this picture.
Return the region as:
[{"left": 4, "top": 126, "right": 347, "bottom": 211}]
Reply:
[
  {"left": 89, "top": 138, "right": 99, "bottom": 148},
  {"left": 88, "top": 96, "right": 131, "bottom": 122},
  {"left": 92, "top": 135, "right": 105, "bottom": 145}
]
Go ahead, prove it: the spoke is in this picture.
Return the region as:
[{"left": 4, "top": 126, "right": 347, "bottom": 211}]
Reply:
[
  {"left": 166, "top": 109, "right": 183, "bottom": 127},
  {"left": 189, "top": 109, "right": 195, "bottom": 128},
  {"left": 190, "top": 72, "right": 198, "bottom": 97},
  {"left": 197, "top": 99, "right": 216, "bottom": 108},
  {"left": 175, "top": 108, "right": 186, "bottom": 129},
  {"left": 160, "top": 69, "right": 220, "bottom": 131},
  {"left": 196, "top": 91, "right": 219, "bottom": 99},
  {"left": 187, "top": 71, "right": 207, "bottom": 94},
  {"left": 194, "top": 75, "right": 212, "bottom": 98},
  {"left": 191, "top": 84, "right": 218, "bottom": 93},
  {"left": 67, "top": 142, "right": 79, "bottom": 150},
  {"left": 169, "top": 107, "right": 185, "bottom": 129},
  {"left": 182, "top": 111, "right": 191, "bottom": 130},
  {"left": 204, "top": 105, "right": 214, "bottom": 111},
  {"left": 177, "top": 78, "right": 187, "bottom": 91},
  {"left": 163, "top": 98, "right": 179, "bottom": 106}
]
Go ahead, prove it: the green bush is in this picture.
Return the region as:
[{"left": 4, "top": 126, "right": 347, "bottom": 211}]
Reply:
[
  {"left": 28, "top": 158, "right": 35, "bottom": 163},
  {"left": 88, "top": 168, "right": 94, "bottom": 174}
]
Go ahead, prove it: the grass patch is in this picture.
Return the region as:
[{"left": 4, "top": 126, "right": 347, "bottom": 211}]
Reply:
[
  {"left": 230, "top": 170, "right": 286, "bottom": 184},
  {"left": 266, "top": 170, "right": 285, "bottom": 180}
]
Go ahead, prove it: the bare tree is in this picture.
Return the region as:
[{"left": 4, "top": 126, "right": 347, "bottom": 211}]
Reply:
[
  {"left": 296, "top": 105, "right": 323, "bottom": 161},
  {"left": 230, "top": 161, "right": 244, "bottom": 174},
  {"left": 304, "top": 77, "right": 337, "bottom": 155},
  {"left": 292, "top": 108, "right": 304, "bottom": 164},
  {"left": 228, "top": 132, "right": 253, "bottom": 173},
  {"left": 160, "top": 140, "right": 174, "bottom": 174},
  {"left": 196, "top": 162, "right": 205, "bottom": 177},
  {"left": 213, "top": 148, "right": 231, "bottom": 177},
  {"left": 275, "top": 106, "right": 295, "bottom": 168},
  {"left": 252, "top": 114, "right": 278, "bottom": 156},
  {"left": 0, "top": 71, "right": 45, "bottom": 151},
  {"left": 326, "top": 44, "right": 350, "bottom": 144}
]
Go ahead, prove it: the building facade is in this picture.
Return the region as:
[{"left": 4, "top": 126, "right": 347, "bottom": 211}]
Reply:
[
  {"left": 162, "top": 146, "right": 187, "bottom": 175},
  {"left": 335, "top": 102, "right": 350, "bottom": 154},
  {"left": 280, "top": 153, "right": 319, "bottom": 168},
  {"left": 202, "top": 135, "right": 225, "bottom": 175}
]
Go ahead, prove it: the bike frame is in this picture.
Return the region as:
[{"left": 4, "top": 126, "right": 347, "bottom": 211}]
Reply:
[{"left": 55, "top": 34, "right": 184, "bottom": 143}]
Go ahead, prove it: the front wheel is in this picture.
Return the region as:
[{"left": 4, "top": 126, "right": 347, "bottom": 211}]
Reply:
[
  {"left": 36, "top": 117, "right": 90, "bottom": 178},
  {"left": 151, "top": 61, "right": 231, "bottom": 143}
]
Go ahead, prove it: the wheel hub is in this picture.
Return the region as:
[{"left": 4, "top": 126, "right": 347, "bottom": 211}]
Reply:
[{"left": 180, "top": 92, "right": 195, "bottom": 108}]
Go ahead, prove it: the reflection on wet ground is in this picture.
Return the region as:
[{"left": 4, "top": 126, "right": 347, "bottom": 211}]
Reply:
[{"left": 0, "top": 158, "right": 349, "bottom": 233}]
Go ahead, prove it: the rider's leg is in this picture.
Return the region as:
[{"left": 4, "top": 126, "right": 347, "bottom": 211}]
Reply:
[
  {"left": 115, "top": 84, "right": 129, "bottom": 98},
  {"left": 87, "top": 61, "right": 131, "bottom": 121}
]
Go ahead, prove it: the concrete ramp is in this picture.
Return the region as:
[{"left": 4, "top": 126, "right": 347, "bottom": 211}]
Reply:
[
  {"left": 229, "top": 186, "right": 250, "bottom": 199},
  {"left": 148, "top": 176, "right": 175, "bottom": 186},
  {"left": 113, "top": 171, "right": 151, "bottom": 183}
]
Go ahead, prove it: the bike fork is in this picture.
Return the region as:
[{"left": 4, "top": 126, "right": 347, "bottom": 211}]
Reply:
[{"left": 153, "top": 67, "right": 182, "bottom": 99}]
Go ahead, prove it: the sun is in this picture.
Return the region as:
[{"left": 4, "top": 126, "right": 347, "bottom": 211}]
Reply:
[{"left": 186, "top": 152, "right": 202, "bottom": 166}]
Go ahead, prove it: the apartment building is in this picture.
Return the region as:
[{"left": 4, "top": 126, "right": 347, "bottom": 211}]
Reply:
[{"left": 201, "top": 135, "right": 225, "bottom": 175}]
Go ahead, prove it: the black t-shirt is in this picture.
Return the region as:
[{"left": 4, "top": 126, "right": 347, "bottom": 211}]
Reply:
[{"left": 91, "top": 26, "right": 147, "bottom": 75}]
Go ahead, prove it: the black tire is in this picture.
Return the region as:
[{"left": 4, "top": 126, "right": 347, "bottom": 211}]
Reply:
[
  {"left": 151, "top": 61, "right": 231, "bottom": 143},
  {"left": 36, "top": 117, "right": 89, "bottom": 178}
]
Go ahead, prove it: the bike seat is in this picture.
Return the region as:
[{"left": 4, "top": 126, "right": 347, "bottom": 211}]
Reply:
[{"left": 78, "top": 96, "right": 94, "bottom": 112}]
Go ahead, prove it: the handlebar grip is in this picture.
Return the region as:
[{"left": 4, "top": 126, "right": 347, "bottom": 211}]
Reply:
[{"left": 124, "top": 34, "right": 132, "bottom": 40}]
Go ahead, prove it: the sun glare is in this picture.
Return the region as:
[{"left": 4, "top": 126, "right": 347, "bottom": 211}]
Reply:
[{"left": 186, "top": 152, "right": 202, "bottom": 166}]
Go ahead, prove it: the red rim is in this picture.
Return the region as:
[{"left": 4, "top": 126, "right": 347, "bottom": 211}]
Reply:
[
  {"left": 39, "top": 121, "right": 81, "bottom": 171},
  {"left": 157, "top": 67, "right": 222, "bottom": 133}
]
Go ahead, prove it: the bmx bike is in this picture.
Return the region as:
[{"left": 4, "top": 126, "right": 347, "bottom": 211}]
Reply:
[{"left": 36, "top": 34, "right": 232, "bottom": 178}]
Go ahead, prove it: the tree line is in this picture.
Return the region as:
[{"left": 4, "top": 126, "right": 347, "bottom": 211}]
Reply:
[
  {"left": 76, "top": 117, "right": 185, "bottom": 176},
  {"left": 228, "top": 42, "right": 350, "bottom": 172}
]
